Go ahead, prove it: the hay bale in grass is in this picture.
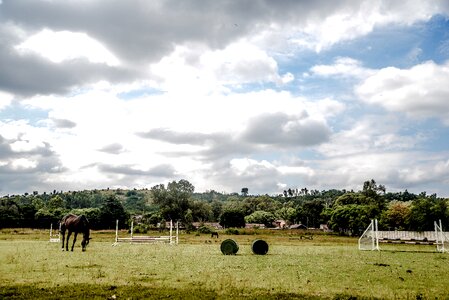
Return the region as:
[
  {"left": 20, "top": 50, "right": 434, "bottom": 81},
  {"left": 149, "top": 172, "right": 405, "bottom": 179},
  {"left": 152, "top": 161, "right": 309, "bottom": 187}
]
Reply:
[
  {"left": 220, "top": 239, "right": 239, "bottom": 255},
  {"left": 252, "top": 239, "right": 269, "bottom": 255}
]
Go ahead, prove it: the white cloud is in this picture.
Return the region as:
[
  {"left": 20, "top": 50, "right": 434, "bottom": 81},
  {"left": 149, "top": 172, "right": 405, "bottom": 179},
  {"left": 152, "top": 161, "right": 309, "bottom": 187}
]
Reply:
[
  {"left": 2, "top": 0, "right": 449, "bottom": 196},
  {"left": 150, "top": 41, "right": 291, "bottom": 95},
  {"left": 310, "top": 57, "right": 374, "bottom": 78},
  {"left": 15, "top": 29, "right": 120, "bottom": 66},
  {"left": 11, "top": 158, "right": 37, "bottom": 170},
  {"left": 318, "top": 116, "right": 424, "bottom": 157},
  {"left": 10, "top": 85, "right": 341, "bottom": 194},
  {"left": 289, "top": 0, "right": 446, "bottom": 52},
  {"left": 356, "top": 60, "right": 449, "bottom": 124},
  {"left": 0, "top": 91, "right": 13, "bottom": 110}
]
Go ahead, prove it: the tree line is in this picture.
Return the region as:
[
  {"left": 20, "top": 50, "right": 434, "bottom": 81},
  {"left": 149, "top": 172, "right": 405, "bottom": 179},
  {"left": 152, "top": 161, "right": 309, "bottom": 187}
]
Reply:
[{"left": 1, "top": 179, "right": 448, "bottom": 234}]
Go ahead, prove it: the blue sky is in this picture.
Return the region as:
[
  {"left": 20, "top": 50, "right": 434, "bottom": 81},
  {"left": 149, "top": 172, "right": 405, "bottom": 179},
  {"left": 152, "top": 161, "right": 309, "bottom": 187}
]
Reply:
[{"left": 1, "top": 0, "right": 449, "bottom": 197}]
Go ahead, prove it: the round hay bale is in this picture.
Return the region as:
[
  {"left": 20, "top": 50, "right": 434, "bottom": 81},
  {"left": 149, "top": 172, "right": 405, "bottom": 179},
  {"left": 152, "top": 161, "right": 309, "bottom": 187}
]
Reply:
[
  {"left": 251, "top": 239, "right": 269, "bottom": 255},
  {"left": 220, "top": 239, "right": 239, "bottom": 255}
]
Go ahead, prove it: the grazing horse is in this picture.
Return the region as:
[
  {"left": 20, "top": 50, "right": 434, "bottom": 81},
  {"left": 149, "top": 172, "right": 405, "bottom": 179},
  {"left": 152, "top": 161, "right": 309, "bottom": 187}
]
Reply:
[
  {"left": 211, "top": 231, "right": 219, "bottom": 238},
  {"left": 60, "top": 214, "right": 91, "bottom": 252}
]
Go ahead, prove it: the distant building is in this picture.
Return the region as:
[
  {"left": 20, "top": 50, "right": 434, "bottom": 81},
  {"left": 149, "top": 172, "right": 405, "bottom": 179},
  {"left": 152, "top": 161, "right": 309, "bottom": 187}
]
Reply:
[
  {"left": 320, "top": 224, "right": 331, "bottom": 232},
  {"left": 289, "top": 224, "right": 308, "bottom": 230},
  {"left": 273, "top": 219, "right": 287, "bottom": 229}
]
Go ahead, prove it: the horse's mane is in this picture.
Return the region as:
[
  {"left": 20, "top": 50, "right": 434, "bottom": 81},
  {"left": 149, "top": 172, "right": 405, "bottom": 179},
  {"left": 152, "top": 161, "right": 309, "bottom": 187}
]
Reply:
[{"left": 78, "top": 215, "right": 90, "bottom": 240}]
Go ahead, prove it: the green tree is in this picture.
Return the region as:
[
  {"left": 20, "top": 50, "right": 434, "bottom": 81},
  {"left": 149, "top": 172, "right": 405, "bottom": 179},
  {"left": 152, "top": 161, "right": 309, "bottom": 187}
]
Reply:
[
  {"left": 334, "top": 192, "right": 366, "bottom": 206},
  {"left": 34, "top": 208, "right": 59, "bottom": 228},
  {"left": 142, "top": 212, "right": 164, "bottom": 227},
  {"left": 297, "top": 199, "right": 326, "bottom": 228},
  {"left": 210, "top": 200, "right": 223, "bottom": 222},
  {"left": 151, "top": 179, "right": 195, "bottom": 223},
  {"left": 99, "top": 195, "right": 129, "bottom": 229},
  {"left": 48, "top": 195, "right": 65, "bottom": 210},
  {"left": 219, "top": 209, "right": 245, "bottom": 228},
  {"left": 242, "top": 195, "right": 280, "bottom": 215},
  {"left": 362, "top": 179, "right": 386, "bottom": 198},
  {"left": 407, "top": 197, "right": 436, "bottom": 231},
  {"left": 0, "top": 198, "right": 21, "bottom": 228},
  {"left": 190, "top": 200, "right": 213, "bottom": 222},
  {"left": 275, "top": 207, "right": 296, "bottom": 224},
  {"left": 380, "top": 201, "right": 411, "bottom": 230},
  {"left": 245, "top": 210, "right": 276, "bottom": 227},
  {"left": 328, "top": 204, "right": 372, "bottom": 235},
  {"left": 124, "top": 190, "right": 148, "bottom": 213}
]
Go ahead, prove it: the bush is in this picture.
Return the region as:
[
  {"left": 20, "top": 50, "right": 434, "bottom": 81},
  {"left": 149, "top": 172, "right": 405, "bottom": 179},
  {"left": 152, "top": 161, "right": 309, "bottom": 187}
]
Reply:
[
  {"left": 197, "top": 225, "right": 214, "bottom": 234},
  {"left": 225, "top": 228, "right": 240, "bottom": 235},
  {"left": 133, "top": 223, "right": 149, "bottom": 234}
]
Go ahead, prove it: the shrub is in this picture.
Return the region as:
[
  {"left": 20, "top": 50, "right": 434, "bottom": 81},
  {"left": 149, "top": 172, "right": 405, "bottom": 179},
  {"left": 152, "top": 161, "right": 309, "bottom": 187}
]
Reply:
[
  {"left": 225, "top": 228, "right": 239, "bottom": 235},
  {"left": 197, "top": 225, "right": 214, "bottom": 234},
  {"left": 133, "top": 223, "right": 149, "bottom": 234}
]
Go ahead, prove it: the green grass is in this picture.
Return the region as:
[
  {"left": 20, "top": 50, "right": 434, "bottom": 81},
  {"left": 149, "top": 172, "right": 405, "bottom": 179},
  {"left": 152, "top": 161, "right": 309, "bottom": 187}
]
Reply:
[{"left": 1, "top": 229, "right": 448, "bottom": 299}]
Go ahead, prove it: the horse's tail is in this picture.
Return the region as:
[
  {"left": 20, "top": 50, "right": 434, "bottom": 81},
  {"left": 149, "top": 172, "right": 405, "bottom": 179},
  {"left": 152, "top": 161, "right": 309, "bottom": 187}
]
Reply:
[{"left": 60, "top": 214, "right": 73, "bottom": 232}]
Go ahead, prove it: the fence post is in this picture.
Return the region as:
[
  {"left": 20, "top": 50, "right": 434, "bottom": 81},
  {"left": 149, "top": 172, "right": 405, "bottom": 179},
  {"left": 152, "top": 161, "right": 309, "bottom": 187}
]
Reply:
[
  {"left": 115, "top": 220, "right": 119, "bottom": 243},
  {"left": 169, "top": 220, "right": 173, "bottom": 244}
]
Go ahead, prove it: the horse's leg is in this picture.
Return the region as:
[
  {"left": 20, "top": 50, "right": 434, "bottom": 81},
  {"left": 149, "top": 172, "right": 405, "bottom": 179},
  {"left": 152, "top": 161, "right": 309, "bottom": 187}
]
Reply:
[
  {"left": 71, "top": 232, "right": 78, "bottom": 251},
  {"left": 66, "top": 231, "right": 72, "bottom": 251},
  {"left": 61, "top": 228, "right": 66, "bottom": 251}
]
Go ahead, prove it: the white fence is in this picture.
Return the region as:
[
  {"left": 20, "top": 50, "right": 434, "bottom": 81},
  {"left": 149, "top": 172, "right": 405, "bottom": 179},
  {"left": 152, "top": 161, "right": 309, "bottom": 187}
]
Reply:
[
  {"left": 359, "top": 220, "right": 448, "bottom": 252},
  {"left": 377, "top": 231, "right": 449, "bottom": 244},
  {"left": 113, "top": 220, "right": 179, "bottom": 245}
]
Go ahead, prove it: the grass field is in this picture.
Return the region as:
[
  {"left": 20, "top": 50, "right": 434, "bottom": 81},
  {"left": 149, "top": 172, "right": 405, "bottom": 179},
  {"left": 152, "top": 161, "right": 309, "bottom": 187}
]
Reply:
[{"left": 1, "top": 229, "right": 448, "bottom": 299}]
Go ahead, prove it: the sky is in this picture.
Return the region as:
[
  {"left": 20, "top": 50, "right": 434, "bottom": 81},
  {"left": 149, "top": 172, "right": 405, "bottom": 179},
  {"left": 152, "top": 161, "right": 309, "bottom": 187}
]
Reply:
[{"left": 1, "top": 0, "right": 449, "bottom": 197}]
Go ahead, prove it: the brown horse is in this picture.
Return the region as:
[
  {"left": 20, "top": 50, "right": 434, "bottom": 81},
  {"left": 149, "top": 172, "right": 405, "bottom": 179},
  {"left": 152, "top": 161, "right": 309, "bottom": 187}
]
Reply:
[{"left": 60, "top": 214, "right": 91, "bottom": 251}]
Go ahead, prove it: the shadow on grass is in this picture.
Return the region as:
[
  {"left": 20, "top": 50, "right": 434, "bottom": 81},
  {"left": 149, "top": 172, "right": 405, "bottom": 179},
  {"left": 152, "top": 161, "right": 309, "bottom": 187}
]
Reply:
[{"left": 0, "top": 284, "right": 379, "bottom": 300}]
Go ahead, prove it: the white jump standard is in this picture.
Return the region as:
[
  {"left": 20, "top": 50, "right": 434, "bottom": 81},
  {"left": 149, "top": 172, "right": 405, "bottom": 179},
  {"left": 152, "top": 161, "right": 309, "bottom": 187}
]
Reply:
[
  {"left": 49, "top": 223, "right": 61, "bottom": 243},
  {"left": 113, "top": 220, "right": 179, "bottom": 245}
]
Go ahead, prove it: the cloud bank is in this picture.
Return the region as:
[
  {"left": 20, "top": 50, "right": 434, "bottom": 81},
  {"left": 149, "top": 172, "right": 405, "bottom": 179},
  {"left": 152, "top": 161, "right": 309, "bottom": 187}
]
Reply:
[{"left": 1, "top": 0, "right": 449, "bottom": 196}]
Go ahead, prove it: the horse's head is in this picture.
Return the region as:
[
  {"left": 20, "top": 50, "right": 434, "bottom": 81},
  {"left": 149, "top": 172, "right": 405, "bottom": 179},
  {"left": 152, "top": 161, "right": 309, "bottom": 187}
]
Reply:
[
  {"left": 80, "top": 215, "right": 91, "bottom": 252},
  {"left": 81, "top": 230, "right": 91, "bottom": 251}
]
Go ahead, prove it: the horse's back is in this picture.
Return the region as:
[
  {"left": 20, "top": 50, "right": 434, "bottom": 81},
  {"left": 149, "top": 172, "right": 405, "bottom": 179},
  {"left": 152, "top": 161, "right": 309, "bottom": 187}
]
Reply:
[{"left": 61, "top": 214, "right": 85, "bottom": 232}]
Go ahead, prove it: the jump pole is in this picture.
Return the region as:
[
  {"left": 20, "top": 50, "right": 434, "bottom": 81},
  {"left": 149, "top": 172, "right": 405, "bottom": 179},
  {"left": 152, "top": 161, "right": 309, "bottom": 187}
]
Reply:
[
  {"left": 115, "top": 219, "right": 119, "bottom": 244},
  {"left": 170, "top": 220, "right": 173, "bottom": 244},
  {"left": 176, "top": 221, "right": 179, "bottom": 245},
  {"left": 131, "top": 220, "right": 134, "bottom": 239}
]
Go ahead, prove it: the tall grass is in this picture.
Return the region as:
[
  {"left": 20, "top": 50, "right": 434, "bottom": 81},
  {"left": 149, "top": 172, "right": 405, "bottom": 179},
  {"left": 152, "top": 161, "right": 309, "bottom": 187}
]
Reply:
[{"left": 1, "top": 229, "right": 448, "bottom": 299}]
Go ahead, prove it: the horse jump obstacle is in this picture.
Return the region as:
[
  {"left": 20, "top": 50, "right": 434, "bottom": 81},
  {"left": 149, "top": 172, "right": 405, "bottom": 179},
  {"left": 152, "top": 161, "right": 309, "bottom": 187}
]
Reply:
[
  {"left": 49, "top": 223, "right": 61, "bottom": 243},
  {"left": 359, "top": 219, "right": 448, "bottom": 252},
  {"left": 113, "top": 220, "right": 179, "bottom": 245}
]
